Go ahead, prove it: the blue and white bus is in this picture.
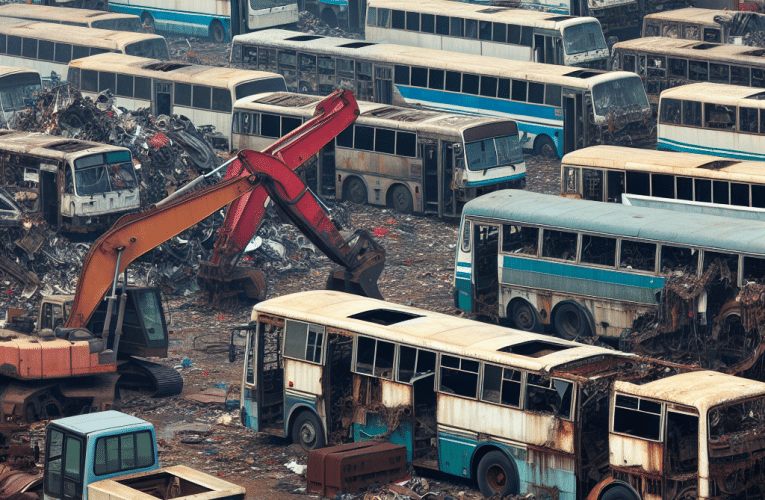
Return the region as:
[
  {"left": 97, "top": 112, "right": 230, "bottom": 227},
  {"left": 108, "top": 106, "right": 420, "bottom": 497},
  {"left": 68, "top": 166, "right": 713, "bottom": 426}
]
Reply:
[
  {"left": 230, "top": 30, "right": 653, "bottom": 158},
  {"left": 108, "top": 0, "right": 299, "bottom": 43},
  {"left": 454, "top": 189, "right": 765, "bottom": 373},
  {"left": 658, "top": 82, "right": 765, "bottom": 161}
]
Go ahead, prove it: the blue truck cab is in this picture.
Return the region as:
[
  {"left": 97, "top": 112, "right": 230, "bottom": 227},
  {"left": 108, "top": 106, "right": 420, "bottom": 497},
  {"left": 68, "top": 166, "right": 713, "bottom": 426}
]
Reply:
[{"left": 43, "top": 411, "right": 158, "bottom": 500}]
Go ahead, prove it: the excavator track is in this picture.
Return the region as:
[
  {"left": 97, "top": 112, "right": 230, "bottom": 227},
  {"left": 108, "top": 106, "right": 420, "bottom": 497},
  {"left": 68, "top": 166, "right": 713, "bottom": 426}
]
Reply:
[{"left": 118, "top": 358, "right": 183, "bottom": 398}]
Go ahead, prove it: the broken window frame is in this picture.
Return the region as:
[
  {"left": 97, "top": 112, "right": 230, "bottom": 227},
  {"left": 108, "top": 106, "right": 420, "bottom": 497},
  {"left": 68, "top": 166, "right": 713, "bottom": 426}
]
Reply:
[
  {"left": 618, "top": 239, "right": 657, "bottom": 273},
  {"left": 438, "top": 354, "right": 479, "bottom": 399},
  {"left": 501, "top": 224, "right": 539, "bottom": 257},
  {"left": 525, "top": 374, "right": 574, "bottom": 420},
  {"left": 396, "top": 345, "right": 436, "bottom": 384},
  {"left": 612, "top": 394, "right": 663, "bottom": 441},
  {"left": 481, "top": 363, "right": 523, "bottom": 408},
  {"left": 353, "top": 335, "right": 395, "bottom": 380},
  {"left": 541, "top": 228, "right": 579, "bottom": 263},
  {"left": 282, "top": 320, "right": 325, "bottom": 365}
]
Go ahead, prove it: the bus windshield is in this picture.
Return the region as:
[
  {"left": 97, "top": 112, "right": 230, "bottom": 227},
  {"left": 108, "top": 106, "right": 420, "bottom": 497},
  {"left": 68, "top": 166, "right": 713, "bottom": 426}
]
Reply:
[
  {"left": 125, "top": 39, "right": 169, "bottom": 60},
  {"left": 709, "top": 397, "right": 765, "bottom": 441},
  {"left": 73, "top": 151, "right": 137, "bottom": 196},
  {"left": 591, "top": 77, "right": 650, "bottom": 117},
  {"left": 0, "top": 73, "right": 41, "bottom": 111},
  {"left": 92, "top": 18, "right": 142, "bottom": 32},
  {"left": 563, "top": 22, "right": 608, "bottom": 55},
  {"left": 464, "top": 135, "right": 523, "bottom": 171}
]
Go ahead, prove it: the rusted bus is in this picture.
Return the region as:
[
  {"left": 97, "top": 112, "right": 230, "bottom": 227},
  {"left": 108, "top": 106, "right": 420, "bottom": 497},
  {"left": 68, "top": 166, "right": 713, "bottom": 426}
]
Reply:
[
  {"left": 0, "top": 131, "right": 139, "bottom": 232},
  {"left": 232, "top": 92, "right": 525, "bottom": 218},
  {"left": 0, "top": 4, "right": 142, "bottom": 32}
]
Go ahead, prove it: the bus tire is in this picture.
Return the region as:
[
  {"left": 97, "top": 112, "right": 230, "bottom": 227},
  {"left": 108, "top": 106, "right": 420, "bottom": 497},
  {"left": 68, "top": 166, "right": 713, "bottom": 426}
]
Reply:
[
  {"left": 511, "top": 300, "right": 541, "bottom": 333},
  {"left": 299, "top": 81, "right": 314, "bottom": 94},
  {"left": 141, "top": 12, "right": 155, "bottom": 33},
  {"left": 210, "top": 20, "right": 226, "bottom": 43},
  {"left": 291, "top": 411, "right": 325, "bottom": 451},
  {"left": 553, "top": 302, "right": 591, "bottom": 341},
  {"left": 476, "top": 451, "right": 519, "bottom": 498},
  {"left": 321, "top": 9, "right": 338, "bottom": 27},
  {"left": 390, "top": 185, "right": 414, "bottom": 214},
  {"left": 601, "top": 485, "right": 640, "bottom": 500},
  {"left": 343, "top": 177, "right": 367, "bottom": 205},
  {"left": 534, "top": 135, "right": 557, "bottom": 158}
]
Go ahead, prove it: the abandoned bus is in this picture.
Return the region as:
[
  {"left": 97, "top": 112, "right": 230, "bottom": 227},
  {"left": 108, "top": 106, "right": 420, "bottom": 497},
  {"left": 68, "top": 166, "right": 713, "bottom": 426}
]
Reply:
[
  {"left": 560, "top": 145, "right": 765, "bottom": 210},
  {"left": 365, "top": 0, "right": 609, "bottom": 69},
  {"left": 0, "top": 4, "right": 142, "bottom": 32},
  {"left": 67, "top": 53, "right": 287, "bottom": 148},
  {"left": 611, "top": 36, "right": 765, "bottom": 102},
  {"left": 658, "top": 82, "right": 765, "bottom": 161},
  {"left": 230, "top": 30, "right": 653, "bottom": 158},
  {"left": 641, "top": 7, "right": 765, "bottom": 44},
  {"left": 0, "top": 18, "right": 168, "bottom": 82},
  {"left": 0, "top": 66, "right": 42, "bottom": 126},
  {"left": 0, "top": 131, "right": 139, "bottom": 232},
  {"left": 454, "top": 189, "right": 765, "bottom": 373},
  {"left": 237, "top": 289, "right": 765, "bottom": 500},
  {"left": 108, "top": 0, "right": 299, "bottom": 43},
  {"left": 233, "top": 92, "right": 525, "bottom": 216}
]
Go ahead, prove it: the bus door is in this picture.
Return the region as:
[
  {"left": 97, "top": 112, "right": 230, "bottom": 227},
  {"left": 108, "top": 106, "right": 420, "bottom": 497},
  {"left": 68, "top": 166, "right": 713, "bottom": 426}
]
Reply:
[
  {"left": 473, "top": 223, "right": 500, "bottom": 316},
  {"left": 563, "top": 90, "right": 584, "bottom": 154},
  {"left": 39, "top": 162, "right": 58, "bottom": 226},
  {"left": 373, "top": 66, "right": 393, "bottom": 104},
  {"left": 154, "top": 81, "right": 171, "bottom": 116},
  {"left": 442, "top": 142, "right": 455, "bottom": 216},
  {"left": 421, "top": 141, "right": 439, "bottom": 215},
  {"left": 242, "top": 321, "right": 284, "bottom": 434}
]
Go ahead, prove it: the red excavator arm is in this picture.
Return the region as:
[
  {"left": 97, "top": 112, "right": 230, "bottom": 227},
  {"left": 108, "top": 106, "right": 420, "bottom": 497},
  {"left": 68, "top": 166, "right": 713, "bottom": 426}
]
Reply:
[
  {"left": 65, "top": 90, "right": 360, "bottom": 331},
  {"left": 198, "top": 91, "right": 360, "bottom": 302}
]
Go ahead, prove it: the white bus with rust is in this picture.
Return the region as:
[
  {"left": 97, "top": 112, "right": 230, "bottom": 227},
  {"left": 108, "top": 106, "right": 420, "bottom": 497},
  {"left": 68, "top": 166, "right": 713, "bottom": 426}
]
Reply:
[
  {"left": 230, "top": 30, "right": 653, "bottom": 159},
  {"left": 641, "top": 7, "right": 765, "bottom": 44},
  {"left": 0, "top": 18, "right": 168, "bottom": 83},
  {"left": 454, "top": 189, "right": 765, "bottom": 375},
  {"left": 658, "top": 82, "right": 765, "bottom": 161},
  {"left": 560, "top": 145, "right": 765, "bottom": 209},
  {"left": 0, "top": 4, "right": 142, "bottom": 32},
  {"left": 611, "top": 36, "right": 765, "bottom": 103},
  {"left": 0, "top": 131, "right": 139, "bottom": 232},
  {"left": 0, "top": 66, "right": 42, "bottom": 126},
  {"left": 365, "top": 0, "right": 609, "bottom": 69},
  {"left": 232, "top": 92, "right": 525, "bottom": 217},
  {"left": 237, "top": 289, "right": 765, "bottom": 500},
  {"left": 67, "top": 53, "right": 287, "bottom": 149}
]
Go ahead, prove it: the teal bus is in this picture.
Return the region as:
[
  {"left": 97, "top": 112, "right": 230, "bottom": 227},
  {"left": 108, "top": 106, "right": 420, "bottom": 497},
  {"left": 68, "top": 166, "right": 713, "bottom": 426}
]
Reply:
[{"left": 454, "top": 189, "right": 765, "bottom": 374}]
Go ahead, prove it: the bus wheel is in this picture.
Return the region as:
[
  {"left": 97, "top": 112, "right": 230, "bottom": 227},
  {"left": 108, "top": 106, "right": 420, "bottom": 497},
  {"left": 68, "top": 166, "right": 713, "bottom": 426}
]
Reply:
[
  {"left": 534, "top": 136, "right": 557, "bottom": 158},
  {"left": 141, "top": 12, "right": 155, "bottom": 33},
  {"left": 553, "top": 302, "right": 591, "bottom": 341},
  {"left": 390, "top": 185, "right": 414, "bottom": 214},
  {"left": 291, "top": 411, "right": 325, "bottom": 451},
  {"left": 511, "top": 300, "right": 540, "bottom": 332},
  {"left": 601, "top": 485, "right": 640, "bottom": 500},
  {"left": 210, "top": 20, "right": 226, "bottom": 43},
  {"left": 343, "top": 178, "right": 367, "bottom": 205},
  {"left": 299, "top": 82, "right": 314, "bottom": 94},
  {"left": 476, "top": 451, "right": 519, "bottom": 498}
]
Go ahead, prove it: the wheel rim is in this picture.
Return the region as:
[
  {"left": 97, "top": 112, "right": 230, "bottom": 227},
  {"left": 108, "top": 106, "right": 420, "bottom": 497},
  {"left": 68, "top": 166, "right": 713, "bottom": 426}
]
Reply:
[
  {"left": 212, "top": 24, "right": 225, "bottom": 43},
  {"left": 392, "top": 186, "right": 412, "bottom": 213},
  {"left": 540, "top": 142, "right": 556, "bottom": 158},
  {"left": 299, "top": 422, "right": 317, "bottom": 448},
  {"left": 513, "top": 304, "right": 535, "bottom": 331},
  {"left": 486, "top": 464, "right": 507, "bottom": 492},
  {"left": 346, "top": 179, "right": 366, "bottom": 204}
]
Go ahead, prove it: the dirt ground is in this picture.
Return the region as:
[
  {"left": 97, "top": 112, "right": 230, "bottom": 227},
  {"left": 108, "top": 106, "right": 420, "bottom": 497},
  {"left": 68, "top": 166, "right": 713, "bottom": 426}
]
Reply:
[{"left": 108, "top": 156, "right": 561, "bottom": 500}]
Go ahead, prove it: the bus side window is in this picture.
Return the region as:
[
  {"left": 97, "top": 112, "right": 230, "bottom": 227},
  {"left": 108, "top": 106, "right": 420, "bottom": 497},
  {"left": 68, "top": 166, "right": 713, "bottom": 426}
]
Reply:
[
  {"left": 740, "top": 107, "right": 758, "bottom": 133},
  {"left": 695, "top": 179, "right": 711, "bottom": 203},
  {"left": 406, "top": 12, "right": 420, "bottom": 32},
  {"left": 581, "top": 235, "right": 616, "bottom": 267},
  {"left": 81, "top": 70, "right": 98, "bottom": 92},
  {"left": 396, "top": 132, "right": 416, "bottom": 157},
  {"left": 212, "top": 88, "right": 232, "bottom": 113},
  {"left": 0, "top": 35, "right": 6, "bottom": 54},
  {"left": 613, "top": 395, "right": 661, "bottom": 440},
  {"left": 377, "top": 8, "right": 390, "bottom": 27},
  {"left": 704, "top": 103, "right": 734, "bottom": 131},
  {"left": 336, "top": 126, "right": 353, "bottom": 148},
  {"left": 683, "top": 100, "right": 702, "bottom": 127},
  {"left": 645, "top": 21, "right": 660, "bottom": 37},
  {"left": 318, "top": 56, "right": 334, "bottom": 76},
  {"left": 703, "top": 28, "right": 721, "bottom": 43},
  {"left": 72, "top": 45, "right": 89, "bottom": 60},
  {"left": 38, "top": 40, "right": 54, "bottom": 62},
  {"left": 528, "top": 82, "right": 544, "bottom": 104},
  {"left": 450, "top": 17, "right": 463, "bottom": 37},
  {"left": 174, "top": 83, "right": 191, "bottom": 106},
  {"left": 668, "top": 59, "right": 686, "bottom": 79},
  {"left": 354, "top": 126, "right": 374, "bottom": 151},
  {"left": 116, "top": 74, "right": 133, "bottom": 98},
  {"left": 439, "top": 355, "right": 478, "bottom": 398},
  {"left": 479, "top": 20, "right": 491, "bottom": 41},
  {"left": 298, "top": 54, "right": 316, "bottom": 72},
  {"left": 607, "top": 171, "right": 625, "bottom": 202},
  {"left": 435, "top": 15, "right": 449, "bottom": 35},
  {"left": 511, "top": 80, "right": 527, "bottom": 102},
  {"left": 713, "top": 180, "right": 729, "bottom": 204},
  {"left": 482, "top": 365, "right": 521, "bottom": 407},
  {"left": 429, "top": 69, "right": 444, "bottom": 90},
  {"left": 689, "top": 60, "right": 708, "bottom": 81},
  {"left": 731, "top": 66, "right": 749, "bottom": 86},
  {"left": 411, "top": 67, "right": 427, "bottom": 88},
  {"left": 703, "top": 251, "right": 738, "bottom": 276},
  {"left": 283, "top": 320, "right": 324, "bottom": 364},
  {"left": 22, "top": 38, "right": 37, "bottom": 59},
  {"left": 651, "top": 173, "right": 674, "bottom": 199},
  {"left": 683, "top": 25, "right": 699, "bottom": 40},
  {"left": 462, "top": 73, "right": 479, "bottom": 95},
  {"left": 258, "top": 48, "right": 276, "bottom": 72},
  {"left": 261, "top": 113, "right": 280, "bottom": 138},
  {"left": 743, "top": 256, "right": 765, "bottom": 282},
  {"left": 282, "top": 116, "right": 301, "bottom": 136},
  {"left": 582, "top": 168, "right": 603, "bottom": 201},
  {"left": 626, "top": 171, "right": 649, "bottom": 196},
  {"left": 623, "top": 54, "right": 636, "bottom": 73},
  {"left": 520, "top": 27, "right": 533, "bottom": 47},
  {"left": 465, "top": 19, "right": 478, "bottom": 39},
  {"left": 502, "top": 225, "right": 538, "bottom": 256},
  {"left": 135, "top": 77, "right": 151, "bottom": 100},
  {"left": 445, "top": 71, "right": 461, "bottom": 92},
  {"left": 354, "top": 336, "right": 394, "bottom": 379},
  {"left": 710, "top": 64, "right": 729, "bottom": 84},
  {"left": 619, "top": 240, "right": 656, "bottom": 272},
  {"left": 660, "top": 245, "right": 698, "bottom": 274},
  {"left": 461, "top": 220, "right": 471, "bottom": 252},
  {"left": 367, "top": 6, "right": 376, "bottom": 27},
  {"left": 374, "top": 129, "right": 395, "bottom": 154},
  {"left": 493, "top": 22, "right": 506, "bottom": 43},
  {"left": 660, "top": 98, "right": 681, "bottom": 124},
  {"left": 662, "top": 23, "right": 679, "bottom": 38},
  {"left": 6, "top": 36, "right": 20, "bottom": 56},
  {"left": 99, "top": 72, "right": 116, "bottom": 93},
  {"left": 507, "top": 24, "right": 520, "bottom": 45},
  {"left": 676, "top": 177, "right": 692, "bottom": 200},
  {"left": 391, "top": 10, "right": 405, "bottom": 30},
  {"left": 243, "top": 45, "right": 257, "bottom": 65},
  {"left": 338, "top": 59, "right": 355, "bottom": 79},
  {"left": 421, "top": 14, "right": 435, "bottom": 34},
  {"left": 526, "top": 375, "right": 573, "bottom": 419},
  {"left": 480, "top": 76, "right": 497, "bottom": 98},
  {"left": 542, "top": 229, "right": 577, "bottom": 261},
  {"left": 397, "top": 346, "right": 436, "bottom": 383},
  {"left": 545, "top": 84, "right": 561, "bottom": 107},
  {"left": 562, "top": 166, "right": 579, "bottom": 195}
]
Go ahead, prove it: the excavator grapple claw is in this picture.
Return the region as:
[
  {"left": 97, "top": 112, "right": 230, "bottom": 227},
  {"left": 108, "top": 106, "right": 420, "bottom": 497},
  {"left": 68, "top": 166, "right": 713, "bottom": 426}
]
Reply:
[{"left": 326, "top": 230, "right": 385, "bottom": 299}]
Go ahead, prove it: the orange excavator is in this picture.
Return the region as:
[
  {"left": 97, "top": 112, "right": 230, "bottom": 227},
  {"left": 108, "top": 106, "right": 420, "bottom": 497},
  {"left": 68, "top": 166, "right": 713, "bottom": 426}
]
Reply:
[{"left": 0, "top": 90, "right": 385, "bottom": 422}]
